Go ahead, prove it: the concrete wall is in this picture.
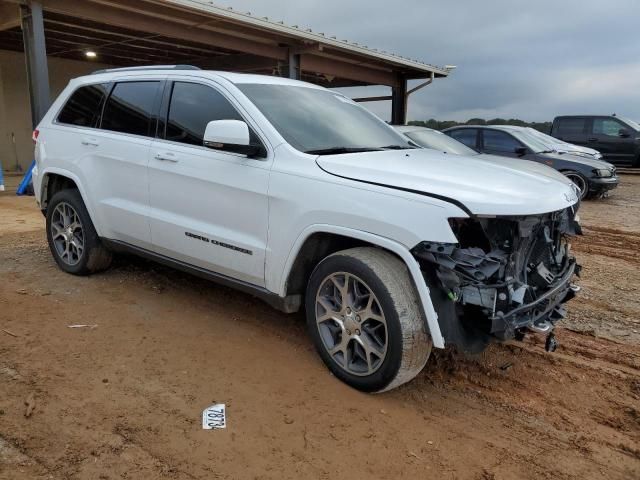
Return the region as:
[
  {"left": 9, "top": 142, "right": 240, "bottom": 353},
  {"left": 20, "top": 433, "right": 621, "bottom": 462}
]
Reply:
[{"left": 0, "top": 49, "right": 111, "bottom": 173}]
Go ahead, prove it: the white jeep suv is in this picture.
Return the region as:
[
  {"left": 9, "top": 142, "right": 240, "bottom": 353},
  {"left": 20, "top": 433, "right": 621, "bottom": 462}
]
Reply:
[{"left": 33, "top": 66, "right": 582, "bottom": 392}]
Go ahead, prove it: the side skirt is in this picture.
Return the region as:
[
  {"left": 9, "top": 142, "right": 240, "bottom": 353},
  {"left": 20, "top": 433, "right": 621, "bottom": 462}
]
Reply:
[{"left": 101, "top": 239, "right": 301, "bottom": 314}]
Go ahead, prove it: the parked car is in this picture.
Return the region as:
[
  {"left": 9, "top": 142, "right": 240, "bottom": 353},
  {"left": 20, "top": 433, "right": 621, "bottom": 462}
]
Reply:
[
  {"left": 33, "top": 66, "right": 582, "bottom": 393},
  {"left": 394, "top": 125, "right": 583, "bottom": 184},
  {"left": 524, "top": 127, "right": 602, "bottom": 160},
  {"left": 551, "top": 115, "right": 640, "bottom": 167},
  {"left": 443, "top": 125, "right": 619, "bottom": 199}
]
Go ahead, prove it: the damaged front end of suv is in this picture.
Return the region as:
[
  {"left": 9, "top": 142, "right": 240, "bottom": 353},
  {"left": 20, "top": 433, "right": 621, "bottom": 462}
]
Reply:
[{"left": 412, "top": 206, "right": 582, "bottom": 353}]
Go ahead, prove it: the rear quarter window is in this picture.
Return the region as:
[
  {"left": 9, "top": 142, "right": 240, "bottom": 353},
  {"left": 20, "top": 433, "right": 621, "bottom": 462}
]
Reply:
[
  {"left": 56, "top": 83, "right": 110, "bottom": 127},
  {"left": 556, "top": 118, "right": 586, "bottom": 135}
]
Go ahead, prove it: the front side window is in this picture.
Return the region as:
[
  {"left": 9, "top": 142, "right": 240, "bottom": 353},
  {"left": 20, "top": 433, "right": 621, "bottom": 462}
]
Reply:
[
  {"left": 57, "top": 84, "right": 109, "bottom": 127},
  {"left": 483, "top": 130, "right": 522, "bottom": 153},
  {"left": 448, "top": 129, "right": 478, "bottom": 149},
  {"left": 557, "top": 118, "right": 586, "bottom": 135},
  {"left": 592, "top": 118, "right": 626, "bottom": 137},
  {"left": 101, "top": 81, "right": 160, "bottom": 137},
  {"left": 237, "top": 84, "right": 411, "bottom": 153}
]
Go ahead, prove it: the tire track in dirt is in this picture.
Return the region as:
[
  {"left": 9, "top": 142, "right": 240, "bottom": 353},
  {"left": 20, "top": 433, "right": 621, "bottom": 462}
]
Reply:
[{"left": 573, "top": 226, "right": 640, "bottom": 265}]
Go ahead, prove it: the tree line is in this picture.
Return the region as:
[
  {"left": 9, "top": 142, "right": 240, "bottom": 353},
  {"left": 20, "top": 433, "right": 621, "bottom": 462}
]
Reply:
[{"left": 407, "top": 118, "right": 552, "bottom": 133}]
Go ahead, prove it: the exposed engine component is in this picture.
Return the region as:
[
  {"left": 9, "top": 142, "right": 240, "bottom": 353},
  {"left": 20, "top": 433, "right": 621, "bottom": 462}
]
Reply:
[{"left": 412, "top": 206, "right": 582, "bottom": 351}]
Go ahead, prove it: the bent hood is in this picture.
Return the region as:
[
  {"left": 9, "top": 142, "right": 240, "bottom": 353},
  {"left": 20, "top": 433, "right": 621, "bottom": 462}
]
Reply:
[{"left": 316, "top": 149, "right": 579, "bottom": 216}]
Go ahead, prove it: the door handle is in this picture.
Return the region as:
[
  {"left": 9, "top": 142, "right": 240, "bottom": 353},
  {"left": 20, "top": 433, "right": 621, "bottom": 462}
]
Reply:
[
  {"left": 154, "top": 153, "right": 178, "bottom": 163},
  {"left": 81, "top": 138, "right": 99, "bottom": 147},
  {"left": 588, "top": 137, "right": 598, "bottom": 142}
]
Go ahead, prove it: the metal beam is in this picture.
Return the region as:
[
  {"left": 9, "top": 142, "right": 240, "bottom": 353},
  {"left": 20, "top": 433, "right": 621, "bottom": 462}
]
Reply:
[
  {"left": 301, "top": 54, "right": 398, "bottom": 87},
  {"left": 21, "top": 1, "right": 50, "bottom": 128},
  {"left": 391, "top": 76, "right": 408, "bottom": 125},
  {"left": 287, "top": 49, "right": 300, "bottom": 80}
]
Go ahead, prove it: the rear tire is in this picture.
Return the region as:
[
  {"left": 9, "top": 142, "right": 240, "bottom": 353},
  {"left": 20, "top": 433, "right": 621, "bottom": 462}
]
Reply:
[
  {"left": 46, "top": 189, "right": 112, "bottom": 275},
  {"left": 305, "top": 247, "right": 432, "bottom": 393}
]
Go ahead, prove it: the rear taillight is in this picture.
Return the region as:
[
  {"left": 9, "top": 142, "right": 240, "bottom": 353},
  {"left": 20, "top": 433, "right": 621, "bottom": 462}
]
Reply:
[{"left": 32, "top": 129, "right": 39, "bottom": 143}]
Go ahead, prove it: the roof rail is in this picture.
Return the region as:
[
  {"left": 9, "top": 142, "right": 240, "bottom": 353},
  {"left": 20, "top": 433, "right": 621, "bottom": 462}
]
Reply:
[{"left": 92, "top": 65, "right": 201, "bottom": 75}]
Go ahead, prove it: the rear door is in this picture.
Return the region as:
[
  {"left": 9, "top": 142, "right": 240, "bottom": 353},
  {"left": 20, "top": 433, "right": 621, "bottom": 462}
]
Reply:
[
  {"left": 447, "top": 128, "right": 479, "bottom": 150},
  {"left": 148, "top": 79, "right": 271, "bottom": 287},
  {"left": 589, "top": 116, "right": 635, "bottom": 163},
  {"left": 553, "top": 117, "right": 588, "bottom": 146},
  {"left": 49, "top": 80, "right": 161, "bottom": 249}
]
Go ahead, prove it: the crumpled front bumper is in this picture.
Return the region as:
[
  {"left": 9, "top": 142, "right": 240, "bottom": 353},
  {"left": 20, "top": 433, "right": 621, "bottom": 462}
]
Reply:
[{"left": 489, "top": 258, "right": 580, "bottom": 339}]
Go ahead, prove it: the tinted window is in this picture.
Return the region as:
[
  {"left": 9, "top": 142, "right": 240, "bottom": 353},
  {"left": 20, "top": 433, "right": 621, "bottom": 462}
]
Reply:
[
  {"left": 166, "top": 82, "right": 244, "bottom": 146},
  {"left": 448, "top": 129, "right": 477, "bottom": 148},
  {"left": 101, "top": 82, "right": 160, "bottom": 137},
  {"left": 483, "top": 130, "right": 522, "bottom": 152},
  {"left": 556, "top": 118, "right": 586, "bottom": 135},
  {"left": 57, "top": 84, "right": 109, "bottom": 127},
  {"left": 593, "top": 118, "right": 625, "bottom": 137}
]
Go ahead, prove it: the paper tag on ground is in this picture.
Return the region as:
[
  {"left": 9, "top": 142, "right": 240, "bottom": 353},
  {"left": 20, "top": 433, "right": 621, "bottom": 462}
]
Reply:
[{"left": 202, "top": 404, "right": 226, "bottom": 429}]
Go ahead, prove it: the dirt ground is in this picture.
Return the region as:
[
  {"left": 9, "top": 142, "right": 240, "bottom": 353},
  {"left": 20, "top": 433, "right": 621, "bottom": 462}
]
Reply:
[{"left": 1, "top": 176, "right": 639, "bottom": 480}]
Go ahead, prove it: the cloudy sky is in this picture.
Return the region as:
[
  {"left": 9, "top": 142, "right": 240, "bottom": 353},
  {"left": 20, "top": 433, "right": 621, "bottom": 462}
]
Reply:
[{"left": 225, "top": 0, "right": 640, "bottom": 122}]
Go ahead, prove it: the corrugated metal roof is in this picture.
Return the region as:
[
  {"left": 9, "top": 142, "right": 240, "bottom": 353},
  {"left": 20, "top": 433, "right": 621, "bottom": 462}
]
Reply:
[{"left": 162, "top": 0, "right": 451, "bottom": 77}]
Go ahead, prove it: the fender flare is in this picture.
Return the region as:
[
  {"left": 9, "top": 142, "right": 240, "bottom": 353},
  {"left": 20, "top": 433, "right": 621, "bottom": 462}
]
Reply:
[
  {"left": 278, "top": 224, "right": 445, "bottom": 348},
  {"left": 39, "top": 167, "right": 102, "bottom": 236}
]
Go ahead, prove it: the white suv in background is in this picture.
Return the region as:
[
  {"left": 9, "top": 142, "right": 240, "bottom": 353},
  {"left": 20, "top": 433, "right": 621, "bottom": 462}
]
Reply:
[{"left": 33, "top": 66, "right": 582, "bottom": 392}]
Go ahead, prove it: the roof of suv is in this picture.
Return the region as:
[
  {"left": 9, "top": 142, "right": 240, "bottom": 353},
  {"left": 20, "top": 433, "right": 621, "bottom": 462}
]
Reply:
[{"left": 75, "top": 67, "right": 323, "bottom": 89}]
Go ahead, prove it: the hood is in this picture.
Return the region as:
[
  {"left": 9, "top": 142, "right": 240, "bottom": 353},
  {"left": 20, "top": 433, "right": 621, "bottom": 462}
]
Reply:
[
  {"left": 316, "top": 149, "right": 579, "bottom": 216},
  {"left": 477, "top": 154, "right": 571, "bottom": 183}
]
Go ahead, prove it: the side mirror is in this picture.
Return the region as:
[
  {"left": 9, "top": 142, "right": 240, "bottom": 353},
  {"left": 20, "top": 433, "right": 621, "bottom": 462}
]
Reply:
[
  {"left": 618, "top": 128, "right": 631, "bottom": 138},
  {"left": 514, "top": 146, "right": 528, "bottom": 156},
  {"left": 203, "top": 120, "right": 265, "bottom": 157}
]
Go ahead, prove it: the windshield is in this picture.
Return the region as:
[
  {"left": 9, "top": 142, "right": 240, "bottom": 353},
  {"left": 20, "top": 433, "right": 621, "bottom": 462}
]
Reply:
[
  {"left": 507, "top": 129, "right": 553, "bottom": 153},
  {"left": 526, "top": 128, "right": 566, "bottom": 145},
  {"left": 618, "top": 116, "right": 640, "bottom": 131},
  {"left": 405, "top": 129, "right": 478, "bottom": 155},
  {"left": 237, "top": 84, "right": 412, "bottom": 154}
]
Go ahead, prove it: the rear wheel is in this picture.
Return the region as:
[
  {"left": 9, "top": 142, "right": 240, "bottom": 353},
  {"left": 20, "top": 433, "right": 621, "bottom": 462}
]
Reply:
[
  {"left": 562, "top": 170, "right": 589, "bottom": 199},
  {"left": 305, "top": 247, "right": 432, "bottom": 393},
  {"left": 46, "top": 189, "right": 112, "bottom": 275}
]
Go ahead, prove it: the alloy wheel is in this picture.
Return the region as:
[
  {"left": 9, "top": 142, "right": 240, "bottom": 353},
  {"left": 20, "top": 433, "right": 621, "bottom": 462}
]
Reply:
[
  {"left": 315, "top": 272, "right": 388, "bottom": 376},
  {"left": 50, "top": 202, "right": 85, "bottom": 266}
]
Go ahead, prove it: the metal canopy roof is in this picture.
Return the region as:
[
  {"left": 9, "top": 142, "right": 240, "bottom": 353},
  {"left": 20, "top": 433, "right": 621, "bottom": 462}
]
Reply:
[{"left": 0, "top": 0, "right": 450, "bottom": 88}]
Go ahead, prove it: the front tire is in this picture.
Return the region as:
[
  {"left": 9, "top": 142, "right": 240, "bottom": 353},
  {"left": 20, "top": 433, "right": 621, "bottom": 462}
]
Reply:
[
  {"left": 46, "top": 189, "right": 112, "bottom": 275},
  {"left": 305, "top": 247, "right": 432, "bottom": 393},
  {"left": 562, "top": 170, "right": 589, "bottom": 199}
]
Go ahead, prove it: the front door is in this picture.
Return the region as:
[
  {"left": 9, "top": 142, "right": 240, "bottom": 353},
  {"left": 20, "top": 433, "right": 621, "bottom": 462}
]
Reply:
[
  {"left": 148, "top": 80, "right": 271, "bottom": 286},
  {"left": 589, "top": 117, "right": 635, "bottom": 164}
]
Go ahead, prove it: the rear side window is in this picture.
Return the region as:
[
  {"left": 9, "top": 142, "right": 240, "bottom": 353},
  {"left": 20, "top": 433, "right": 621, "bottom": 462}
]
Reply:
[
  {"left": 556, "top": 118, "right": 586, "bottom": 135},
  {"left": 448, "top": 129, "right": 477, "bottom": 148},
  {"left": 483, "top": 130, "right": 522, "bottom": 153},
  {"left": 166, "top": 82, "right": 243, "bottom": 146},
  {"left": 101, "top": 81, "right": 160, "bottom": 137},
  {"left": 57, "top": 84, "right": 109, "bottom": 127}
]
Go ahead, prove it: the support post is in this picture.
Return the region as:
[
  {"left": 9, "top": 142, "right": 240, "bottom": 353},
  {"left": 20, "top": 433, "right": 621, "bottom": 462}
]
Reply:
[
  {"left": 287, "top": 50, "right": 300, "bottom": 80},
  {"left": 391, "top": 76, "right": 408, "bottom": 125},
  {"left": 21, "top": 1, "right": 50, "bottom": 129}
]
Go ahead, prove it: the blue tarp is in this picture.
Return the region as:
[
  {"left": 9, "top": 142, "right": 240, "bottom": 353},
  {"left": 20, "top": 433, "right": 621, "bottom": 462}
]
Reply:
[
  {"left": 16, "top": 160, "right": 36, "bottom": 196},
  {"left": 0, "top": 165, "right": 4, "bottom": 191}
]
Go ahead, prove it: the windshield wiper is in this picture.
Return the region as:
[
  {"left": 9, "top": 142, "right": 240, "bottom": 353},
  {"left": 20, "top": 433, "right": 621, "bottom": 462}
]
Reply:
[
  {"left": 380, "top": 144, "right": 416, "bottom": 150},
  {"left": 304, "top": 147, "right": 384, "bottom": 155}
]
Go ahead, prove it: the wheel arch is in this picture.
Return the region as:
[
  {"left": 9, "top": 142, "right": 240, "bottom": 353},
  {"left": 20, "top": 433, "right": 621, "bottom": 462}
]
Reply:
[
  {"left": 276, "top": 225, "right": 445, "bottom": 348},
  {"left": 39, "top": 169, "right": 101, "bottom": 235}
]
